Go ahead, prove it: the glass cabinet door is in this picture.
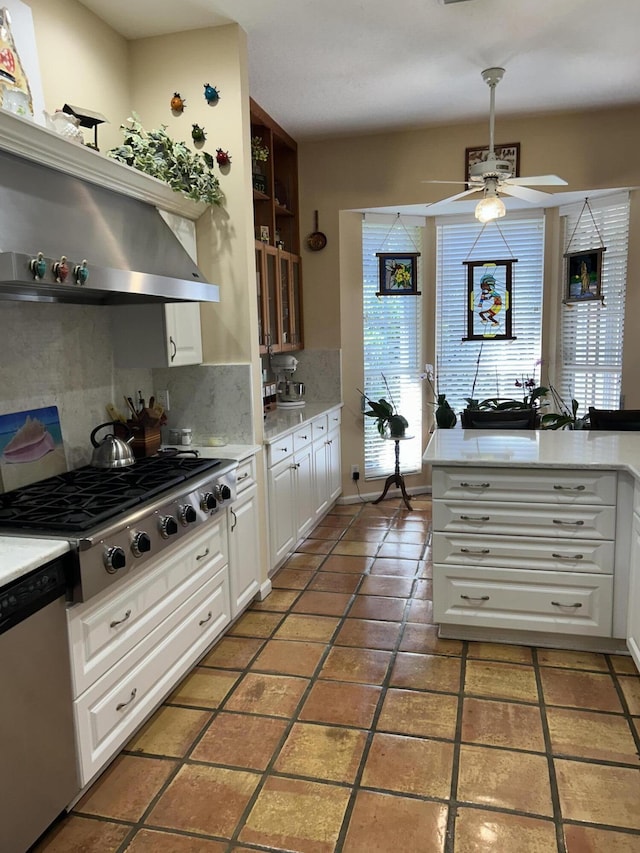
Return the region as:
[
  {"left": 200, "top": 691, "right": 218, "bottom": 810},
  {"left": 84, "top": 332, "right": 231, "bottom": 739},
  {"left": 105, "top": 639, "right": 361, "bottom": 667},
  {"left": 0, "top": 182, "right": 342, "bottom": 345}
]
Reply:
[
  {"left": 279, "top": 251, "right": 292, "bottom": 347},
  {"left": 290, "top": 255, "right": 303, "bottom": 348},
  {"left": 264, "top": 245, "right": 280, "bottom": 351}
]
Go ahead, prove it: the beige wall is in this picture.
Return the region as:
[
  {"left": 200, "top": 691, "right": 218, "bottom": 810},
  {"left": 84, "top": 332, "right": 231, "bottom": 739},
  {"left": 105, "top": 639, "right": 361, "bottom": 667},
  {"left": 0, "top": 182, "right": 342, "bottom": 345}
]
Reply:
[
  {"left": 298, "top": 105, "right": 640, "bottom": 496},
  {"left": 28, "top": 0, "right": 131, "bottom": 152}
]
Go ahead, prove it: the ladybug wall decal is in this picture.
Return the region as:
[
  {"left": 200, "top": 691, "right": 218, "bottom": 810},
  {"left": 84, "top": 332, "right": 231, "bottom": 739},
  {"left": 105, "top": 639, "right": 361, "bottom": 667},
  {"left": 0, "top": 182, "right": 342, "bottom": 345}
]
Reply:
[
  {"left": 191, "top": 124, "right": 206, "bottom": 143},
  {"left": 203, "top": 83, "right": 220, "bottom": 104},
  {"left": 215, "top": 149, "right": 231, "bottom": 167},
  {"left": 170, "top": 92, "right": 186, "bottom": 112}
]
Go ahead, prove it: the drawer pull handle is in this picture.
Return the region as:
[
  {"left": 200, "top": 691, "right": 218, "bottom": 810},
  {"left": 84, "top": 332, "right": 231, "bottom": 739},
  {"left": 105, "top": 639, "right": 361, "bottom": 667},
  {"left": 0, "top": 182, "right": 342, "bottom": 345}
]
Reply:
[
  {"left": 460, "top": 548, "right": 490, "bottom": 554},
  {"left": 238, "top": 473, "right": 249, "bottom": 481},
  {"left": 551, "top": 601, "right": 583, "bottom": 609},
  {"left": 277, "top": 446, "right": 288, "bottom": 452},
  {"left": 460, "top": 594, "right": 490, "bottom": 602},
  {"left": 460, "top": 482, "right": 490, "bottom": 488},
  {"left": 116, "top": 688, "right": 137, "bottom": 711},
  {"left": 230, "top": 507, "right": 237, "bottom": 532},
  {"left": 552, "top": 519, "right": 585, "bottom": 526},
  {"left": 291, "top": 462, "right": 300, "bottom": 470},
  {"left": 199, "top": 610, "right": 213, "bottom": 626},
  {"left": 300, "top": 434, "right": 308, "bottom": 439},
  {"left": 460, "top": 515, "right": 490, "bottom": 521},
  {"left": 196, "top": 547, "right": 210, "bottom": 561},
  {"left": 552, "top": 552, "right": 584, "bottom": 560},
  {"left": 553, "top": 485, "right": 586, "bottom": 491},
  {"left": 110, "top": 609, "right": 132, "bottom": 628},
  {"left": 317, "top": 425, "right": 325, "bottom": 430}
]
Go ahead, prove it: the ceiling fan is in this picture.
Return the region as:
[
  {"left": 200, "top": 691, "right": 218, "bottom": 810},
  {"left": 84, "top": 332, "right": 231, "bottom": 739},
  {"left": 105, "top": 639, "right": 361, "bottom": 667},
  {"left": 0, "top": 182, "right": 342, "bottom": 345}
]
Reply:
[{"left": 425, "top": 67, "right": 568, "bottom": 222}]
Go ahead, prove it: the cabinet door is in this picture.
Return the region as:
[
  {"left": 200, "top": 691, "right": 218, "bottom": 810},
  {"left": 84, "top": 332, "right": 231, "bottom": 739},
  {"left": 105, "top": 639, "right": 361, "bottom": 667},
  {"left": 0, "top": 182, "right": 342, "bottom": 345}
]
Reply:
[
  {"left": 295, "top": 444, "right": 315, "bottom": 538},
  {"left": 312, "top": 438, "right": 329, "bottom": 522},
  {"left": 264, "top": 244, "right": 282, "bottom": 351},
  {"left": 268, "top": 459, "right": 297, "bottom": 567},
  {"left": 327, "top": 428, "right": 342, "bottom": 502},
  {"left": 627, "top": 513, "right": 640, "bottom": 669},
  {"left": 228, "top": 484, "right": 261, "bottom": 616},
  {"left": 290, "top": 255, "right": 303, "bottom": 349},
  {"left": 165, "top": 303, "right": 203, "bottom": 366},
  {"left": 279, "top": 251, "right": 293, "bottom": 348}
]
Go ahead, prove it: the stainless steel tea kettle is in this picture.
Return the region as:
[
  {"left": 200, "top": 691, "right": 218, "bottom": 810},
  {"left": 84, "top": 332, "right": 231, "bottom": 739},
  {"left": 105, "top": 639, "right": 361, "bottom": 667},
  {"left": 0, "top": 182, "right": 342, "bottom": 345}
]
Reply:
[{"left": 90, "top": 421, "right": 135, "bottom": 469}]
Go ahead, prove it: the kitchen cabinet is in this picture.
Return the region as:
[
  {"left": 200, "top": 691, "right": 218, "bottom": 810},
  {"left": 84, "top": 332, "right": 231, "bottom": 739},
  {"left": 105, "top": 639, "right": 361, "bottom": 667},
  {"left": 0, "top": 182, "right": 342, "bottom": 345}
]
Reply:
[
  {"left": 67, "top": 517, "right": 230, "bottom": 786},
  {"left": 312, "top": 410, "right": 342, "bottom": 522},
  {"left": 111, "top": 211, "right": 203, "bottom": 368},
  {"left": 251, "top": 98, "right": 303, "bottom": 354},
  {"left": 627, "top": 498, "right": 640, "bottom": 669},
  {"left": 228, "top": 457, "right": 261, "bottom": 616},
  {"left": 432, "top": 466, "right": 616, "bottom": 640}
]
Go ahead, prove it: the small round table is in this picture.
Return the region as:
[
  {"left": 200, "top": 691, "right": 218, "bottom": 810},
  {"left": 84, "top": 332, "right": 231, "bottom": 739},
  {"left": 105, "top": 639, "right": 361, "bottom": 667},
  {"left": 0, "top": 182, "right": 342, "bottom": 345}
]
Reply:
[{"left": 372, "top": 435, "right": 414, "bottom": 511}]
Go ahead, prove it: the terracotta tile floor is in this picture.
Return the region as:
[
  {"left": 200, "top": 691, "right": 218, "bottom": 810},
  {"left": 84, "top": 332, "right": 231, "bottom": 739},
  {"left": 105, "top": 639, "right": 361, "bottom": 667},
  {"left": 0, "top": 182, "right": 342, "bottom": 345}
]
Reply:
[{"left": 35, "top": 497, "right": 640, "bottom": 853}]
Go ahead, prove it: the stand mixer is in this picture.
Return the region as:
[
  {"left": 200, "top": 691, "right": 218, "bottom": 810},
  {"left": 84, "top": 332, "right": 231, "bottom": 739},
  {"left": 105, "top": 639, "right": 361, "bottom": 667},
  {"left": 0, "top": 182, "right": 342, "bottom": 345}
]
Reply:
[{"left": 270, "top": 354, "right": 305, "bottom": 408}]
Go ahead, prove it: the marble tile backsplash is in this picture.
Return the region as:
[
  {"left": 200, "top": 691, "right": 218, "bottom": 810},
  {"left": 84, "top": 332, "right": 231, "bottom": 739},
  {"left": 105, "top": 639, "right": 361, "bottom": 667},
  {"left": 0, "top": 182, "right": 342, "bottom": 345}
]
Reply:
[
  {"left": 0, "top": 303, "right": 153, "bottom": 470},
  {"left": 263, "top": 349, "right": 342, "bottom": 403}
]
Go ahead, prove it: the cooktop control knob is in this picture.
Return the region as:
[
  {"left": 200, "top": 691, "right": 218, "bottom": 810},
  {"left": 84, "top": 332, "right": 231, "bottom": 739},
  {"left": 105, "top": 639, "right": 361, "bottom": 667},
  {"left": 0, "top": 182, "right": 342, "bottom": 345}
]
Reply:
[
  {"left": 159, "top": 515, "right": 178, "bottom": 538},
  {"left": 131, "top": 531, "right": 151, "bottom": 557},
  {"left": 200, "top": 492, "right": 217, "bottom": 512},
  {"left": 104, "top": 546, "right": 126, "bottom": 574},
  {"left": 179, "top": 505, "right": 197, "bottom": 526},
  {"left": 214, "top": 483, "right": 232, "bottom": 502}
]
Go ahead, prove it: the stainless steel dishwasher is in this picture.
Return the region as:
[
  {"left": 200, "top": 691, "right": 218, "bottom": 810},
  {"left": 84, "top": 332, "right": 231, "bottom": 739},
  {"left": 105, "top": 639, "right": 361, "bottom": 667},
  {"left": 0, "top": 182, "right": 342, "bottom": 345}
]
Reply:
[{"left": 0, "top": 554, "right": 80, "bottom": 853}]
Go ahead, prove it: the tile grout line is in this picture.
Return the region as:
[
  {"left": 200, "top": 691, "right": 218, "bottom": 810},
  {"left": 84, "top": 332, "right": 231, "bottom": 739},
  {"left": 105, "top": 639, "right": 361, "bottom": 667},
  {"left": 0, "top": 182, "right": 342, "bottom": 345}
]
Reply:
[{"left": 443, "top": 640, "right": 469, "bottom": 853}]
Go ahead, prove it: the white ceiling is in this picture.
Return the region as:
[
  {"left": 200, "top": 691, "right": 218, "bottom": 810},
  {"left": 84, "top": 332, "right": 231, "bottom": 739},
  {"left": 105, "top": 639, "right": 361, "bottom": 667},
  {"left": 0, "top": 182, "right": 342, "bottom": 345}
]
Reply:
[{"left": 79, "top": 0, "right": 640, "bottom": 142}]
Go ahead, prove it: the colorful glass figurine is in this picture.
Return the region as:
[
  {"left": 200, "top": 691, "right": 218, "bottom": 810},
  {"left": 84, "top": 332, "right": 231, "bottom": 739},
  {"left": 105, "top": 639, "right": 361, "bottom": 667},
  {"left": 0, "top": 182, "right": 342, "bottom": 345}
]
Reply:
[
  {"left": 191, "top": 124, "right": 206, "bottom": 142},
  {"left": 215, "top": 148, "right": 231, "bottom": 167},
  {"left": 170, "top": 92, "right": 186, "bottom": 112},
  {"left": 203, "top": 83, "right": 220, "bottom": 104}
]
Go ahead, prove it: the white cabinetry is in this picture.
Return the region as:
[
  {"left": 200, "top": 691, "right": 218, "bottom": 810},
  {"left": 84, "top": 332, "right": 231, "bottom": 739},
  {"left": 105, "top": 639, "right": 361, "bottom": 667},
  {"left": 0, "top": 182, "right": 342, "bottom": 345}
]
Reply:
[
  {"left": 228, "top": 456, "right": 261, "bottom": 616},
  {"left": 432, "top": 466, "right": 617, "bottom": 641},
  {"left": 111, "top": 211, "right": 203, "bottom": 368},
  {"left": 266, "top": 406, "right": 342, "bottom": 571},
  {"left": 67, "top": 517, "right": 230, "bottom": 786},
  {"left": 627, "top": 491, "right": 640, "bottom": 669}
]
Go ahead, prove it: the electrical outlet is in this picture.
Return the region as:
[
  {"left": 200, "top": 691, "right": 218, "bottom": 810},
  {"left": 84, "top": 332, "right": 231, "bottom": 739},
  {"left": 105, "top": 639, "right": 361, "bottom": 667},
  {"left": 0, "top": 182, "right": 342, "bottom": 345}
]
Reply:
[
  {"left": 351, "top": 465, "right": 360, "bottom": 481},
  {"left": 155, "top": 389, "right": 170, "bottom": 412}
]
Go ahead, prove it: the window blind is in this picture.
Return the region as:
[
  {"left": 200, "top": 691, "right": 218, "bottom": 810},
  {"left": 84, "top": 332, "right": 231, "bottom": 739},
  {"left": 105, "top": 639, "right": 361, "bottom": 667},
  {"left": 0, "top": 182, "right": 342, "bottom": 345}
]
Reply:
[
  {"left": 363, "top": 218, "right": 423, "bottom": 479},
  {"left": 435, "top": 214, "right": 545, "bottom": 413},
  {"left": 557, "top": 194, "right": 629, "bottom": 412}
]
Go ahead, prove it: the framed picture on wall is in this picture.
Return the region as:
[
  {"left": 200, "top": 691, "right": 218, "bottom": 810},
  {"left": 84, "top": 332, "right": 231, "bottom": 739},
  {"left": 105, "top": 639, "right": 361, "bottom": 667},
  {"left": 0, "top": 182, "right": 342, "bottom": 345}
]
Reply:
[
  {"left": 376, "top": 252, "right": 421, "bottom": 296},
  {"left": 0, "top": 0, "right": 46, "bottom": 125},
  {"left": 465, "top": 142, "right": 520, "bottom": 183},
  {"left": 463, "top": 259, "right": 517, "bottom": 341},
  {"left": 564, "top": 248, "right": 606, "bottom": 303}
]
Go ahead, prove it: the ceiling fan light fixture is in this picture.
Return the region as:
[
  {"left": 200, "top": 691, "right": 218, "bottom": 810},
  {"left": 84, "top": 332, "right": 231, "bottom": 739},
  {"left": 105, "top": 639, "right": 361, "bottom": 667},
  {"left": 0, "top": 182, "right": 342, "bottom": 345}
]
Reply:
[{"left": 475, "top": 194, "right": 506, "bottom": 224}]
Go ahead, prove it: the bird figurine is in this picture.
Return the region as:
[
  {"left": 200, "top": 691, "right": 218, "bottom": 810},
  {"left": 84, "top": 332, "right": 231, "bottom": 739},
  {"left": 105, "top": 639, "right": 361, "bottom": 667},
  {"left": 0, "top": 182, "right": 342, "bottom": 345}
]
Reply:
[
  {"left": 215, "top": 148, "right": 231, "bottom": 167},
  {"left": 203, "top": 83, "right": 220, "bottom": 104},
  {"left": 170, "top": 92, "right": 186, "bottom": 113},
  {"left": 191, "top": 123, "right": 206, "bottom": 143}
]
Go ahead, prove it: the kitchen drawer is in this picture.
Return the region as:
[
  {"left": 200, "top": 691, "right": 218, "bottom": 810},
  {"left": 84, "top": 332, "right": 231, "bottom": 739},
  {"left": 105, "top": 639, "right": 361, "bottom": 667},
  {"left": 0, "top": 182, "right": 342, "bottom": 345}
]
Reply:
[
  {"left": 327, "top": 408, "right": 342, "bottom": 431},
  {"left": 74, "top": 566, "right": 230, "bottom": 786},
  {"left": 311, "top": 414, "right": 328, "bottom": 441},
  {"left": 433, "top": 565, "right": 613, "bottom": 636},
  {"left": 433, "top": 499, "right": 616, "bottom": 541},
  {"left": 267, "top": 437, "right": 294, "bottom": 468},
  {"left": 433, "top": 531, "right": 615, "bottom": 575},
  {"left": 68, "top": 518, "right": 227, "bottom": 695},
  {"left": 293, "top": 424, "right": 313, "bottom": 453},
  {"left": 235, "top": 457, "right": 256, "bottom": 493},
  {"left": 433, "top": 467, "right": 617, "bottom": 506}
]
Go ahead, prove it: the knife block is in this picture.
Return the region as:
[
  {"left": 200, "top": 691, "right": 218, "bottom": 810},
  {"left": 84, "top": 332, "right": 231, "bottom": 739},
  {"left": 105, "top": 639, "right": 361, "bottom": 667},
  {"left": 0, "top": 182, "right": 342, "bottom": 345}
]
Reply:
[{"left": 117, "top": 421, "right": 162, "bottom": 458}]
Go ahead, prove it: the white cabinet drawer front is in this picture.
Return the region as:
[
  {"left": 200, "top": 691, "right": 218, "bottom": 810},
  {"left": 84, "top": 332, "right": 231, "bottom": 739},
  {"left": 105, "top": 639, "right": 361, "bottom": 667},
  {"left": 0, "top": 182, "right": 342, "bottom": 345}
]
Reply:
[
  {"left": 433, "top": 565, "right": 613, "bottom": 636},
  {"left": 74, "top": 568, "right": 230, "bottom": 785},
  {"left": 433, "top": 532, "right": 615, "bottom": 575},
  {"left": 293, "top": 424, "right": 313, "bottom": 452},
  {"left": 311, "top": 415, "right": 328, "bottom": 441},
  {"left": 433, "top": 467, "right": 617, "bottom": 506},
  {"left": 267, "top": 438, "right": 294, "bottom": 467},
  {"left": 327, "top": 409, "right": 342, "bottom": 431},
  {"left": 433, "top": 500, "right": 616, "bottom": 540},
  {"left": 235, "top": 457, "right": 256, "bottom": 493},
  {"left": 68, "top": 520, "right": 227, "bottom": 695}
]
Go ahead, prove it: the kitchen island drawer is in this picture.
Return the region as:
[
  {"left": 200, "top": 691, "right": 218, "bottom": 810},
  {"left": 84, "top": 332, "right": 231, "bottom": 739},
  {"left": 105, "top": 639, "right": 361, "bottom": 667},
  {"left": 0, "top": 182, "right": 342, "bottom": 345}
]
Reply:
[
  {"left": 433, "top": 565, "right": 613, "bottom": 636},
  {"left": 68, "top": 518, "right": 227, "bottom": 695},
  {"left": 433, "top": 532, "right": 615, "bottom": 574},
  {"left": 433, "top": 467, "right": 617, "bottom": 506},
  {"left": 433, "top": 499, "right": 616, "bottom": 540},
  {"left": 74, "top": 566, "right": 230, "bottom": 786},
  {"left": 235, "top": 457, "right": 256, "bottom": 493}
]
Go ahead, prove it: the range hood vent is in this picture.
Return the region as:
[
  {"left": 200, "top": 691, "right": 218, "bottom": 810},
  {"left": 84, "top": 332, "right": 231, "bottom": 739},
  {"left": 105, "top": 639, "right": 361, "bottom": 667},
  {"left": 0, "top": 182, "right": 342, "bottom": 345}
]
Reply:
[{"left": 0, "top": 149, "right": 220, "bottom": 305}]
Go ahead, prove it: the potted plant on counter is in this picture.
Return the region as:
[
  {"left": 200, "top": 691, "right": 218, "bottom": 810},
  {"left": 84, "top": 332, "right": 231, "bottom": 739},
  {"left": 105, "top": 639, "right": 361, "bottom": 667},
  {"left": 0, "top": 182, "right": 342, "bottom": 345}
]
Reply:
[{"left": 422, "top": 364, "right": 456, "bottom": 428}]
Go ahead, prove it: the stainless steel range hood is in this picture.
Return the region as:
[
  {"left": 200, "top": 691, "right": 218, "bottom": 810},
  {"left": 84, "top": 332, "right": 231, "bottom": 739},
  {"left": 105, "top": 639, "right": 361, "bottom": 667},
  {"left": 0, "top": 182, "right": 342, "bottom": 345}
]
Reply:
[{"left": 0, "top": 149, "right": 220, "bottom": 305}]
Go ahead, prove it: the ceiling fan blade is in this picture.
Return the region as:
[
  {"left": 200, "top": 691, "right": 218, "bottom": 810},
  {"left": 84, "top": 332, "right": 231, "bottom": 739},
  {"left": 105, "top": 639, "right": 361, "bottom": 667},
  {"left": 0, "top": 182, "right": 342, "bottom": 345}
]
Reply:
[
  {"left": 429, "top": 188, "right": 481, "bottom": 205},
  {"left": 505, "top": 174, "right": 568, "bottom": 187},
  {"left": 421, "top": 180, "right": 470, "bottom": 186},
  {"left": 500, "top": 184, "right": 552, "bottom": 204}
]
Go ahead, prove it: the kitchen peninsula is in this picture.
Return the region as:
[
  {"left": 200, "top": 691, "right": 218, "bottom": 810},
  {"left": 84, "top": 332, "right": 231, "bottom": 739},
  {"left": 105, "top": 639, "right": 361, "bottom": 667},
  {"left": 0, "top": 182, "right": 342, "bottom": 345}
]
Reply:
[{"left": 423, "top": 429, "right": 640, "bottom": 668}]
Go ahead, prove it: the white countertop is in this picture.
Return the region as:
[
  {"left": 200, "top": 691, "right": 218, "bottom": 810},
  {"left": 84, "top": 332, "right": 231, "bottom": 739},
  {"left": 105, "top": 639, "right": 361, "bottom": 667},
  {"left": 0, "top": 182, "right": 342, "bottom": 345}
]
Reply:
[
  {"left": 423, "top": 428, "right": 640, "bottom": 479},
  {"left": 162, "top": 444, "right": 261, "bottom": 462},
  {"left": 264, "top": 402, "right": 342, "bottom": 443},
  {"left": 0, "top": 537, "right": 70, "bottom": 588}
]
